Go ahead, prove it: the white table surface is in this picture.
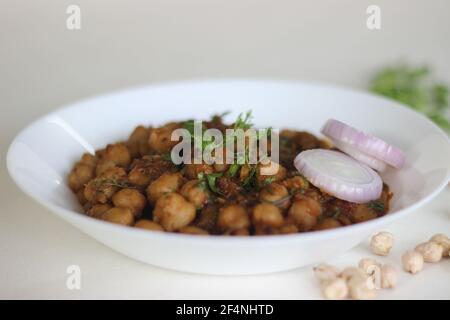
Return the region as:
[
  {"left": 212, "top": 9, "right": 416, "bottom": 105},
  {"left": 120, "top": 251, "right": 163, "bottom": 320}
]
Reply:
[{"left": 1, "top": 0, "right": 449, "bottom": 299}]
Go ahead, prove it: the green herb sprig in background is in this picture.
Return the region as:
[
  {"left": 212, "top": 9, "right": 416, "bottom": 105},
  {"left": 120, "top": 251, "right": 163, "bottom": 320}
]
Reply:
[{"left": 370, "top": 64, "right": 450, "bottom": 131}]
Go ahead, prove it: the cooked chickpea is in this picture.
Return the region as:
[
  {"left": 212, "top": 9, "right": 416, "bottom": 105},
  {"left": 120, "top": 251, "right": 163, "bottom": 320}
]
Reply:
[
  {"left": 185, "top": 163, "right": 214, "bottom": 180},
  {"left": 279, "top": 224, "right": 298, "bottom": 234},
  {"left": 79, "top": 153, "right": 97, "bottom": 167},
  {"left": 103, "top": 143, "right": 131, "bottom": 166},
  {"left": 314, "top": 218, "right": 342, "bottom": 231},
  {"left": 127, "top": 125, "right": 151, "bottom": 158},
  {"left": 380, "top": 265, "right": 398, "bottom": 289},
  {"left": 402, "top": 250, "right": 424, "bottom": 274},
  {"left": 76, "top": 188, "right": 88, "bottom": 205},
  {"left": 87, "top": 204, "right": 112, "bottom": 219},
  {"left": 256, "top": 160, "right": 286, "bottom": 185},
  {"left": 84, "top": 167, "right": 127, "bottom": 204},
  {"left": 370, "top": 231, "right": 394, "bottom": 256},
  {"left": 321, "top": 278, "right": 349, "bottom": 300},
  {"left": 146, "top": 172, "right": 184, "bottom": 204},
  {"left": 282, "top": 175, "right": 309, "bottom": 191},
  {"left": 225, "top": 228, "right": 250, "bottom": 236},
  {"left": 180, "top": 180, "right": 209, "bottom": 209},
  {"left": 252, "top": 203, "right": 284, "bottom": 228},
  {"left": 101, "top": 207, "right": 134, "bottom": 226},
  {"left": 415, "top": 242, "right": 443, "bottom": 263},
  {"left": 68, "top": 163, "right": 94, "bottom": 192},
  {"left": 430, "top": 234, "right": 450, "bottom": 257},
  {"left": 313, "top": 264, "right": 340, "bottom": 281},
  {"left": 179, "top": 226, "right": 209, "bottom": 235},
  {"left": 112, "top": 188, "right": 147, "bottom": 217},
  {"left": 288, "top": 197, "right": 321, "bottom": 231},
  {"left": 259, "top": 183, "right": 290, "bottom": 209},
  {"left": 148, "top": 122, "right": 180, "bottom": 153},
  {"left": 95, "top": 159, "right": 117, "bottom": 176},
  {"left": 218, "top": 205, "right": 250, "bottom": 232},
  {"left": 153, "top": 193, "right": 196, "bottom": 231},
  {"left": 134, "top": 219, "right": 164, "bottom": 231}
]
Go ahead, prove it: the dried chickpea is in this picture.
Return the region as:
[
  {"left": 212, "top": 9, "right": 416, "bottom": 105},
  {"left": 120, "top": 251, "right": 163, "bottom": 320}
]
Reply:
[
  {"left": 402, "top": 250, "right": 424, "bottom": 274},
  {"left": 217, "top": 205, "right": 250, "bottom": 232},
  {"left": 153, "top": 193, "right": 196, "bottom": 231},
  {"left": 112, "top": 188, "right": 147, "bottom": 217},
  {"left": 321, "top": 278, "right": 349, "bottom": 300},
  {"left": 288, "top": 197, "right": 321, "bottom": 231},
  {"left": 259, "top": 183, "right": 290, "bottom": 209},
  {"left": 430, "top": 234, "right": 450, "bottom": 257},
  {"left": 380, "top": 265, "right": 398, "bottom": 289},
  {"left": 101, "top": 207, "right": 134, "bottom": 226},
  {"left": 134, "top": 219, "right": 164, "bottom": 231},
  {"left": 358, "top": 258, "right": 381, "bottom": 274},
  {"left": 251, "top": 202, "right": 284, "bottom": 228},
  {"left": 339, "top": 267, "right": 367, "bottom": 282},
  {"left": 370, "top": 231, "right": 394, "bottom": 256},
  {"left": 180, "top": 180, "right": 210, "bottom": 209},
  {"left": 347, "top": 274, "right": 377, "bottom": 300},
  {"left": 146, "top": 172, "right": 184, "bottom": 204},
  {"left": 313, "top": 264, "right": 339, "bottom": 281},
  {"left": 415, "top": 242, "right": 443, "bottom": 263},
  {"left": 103, "top": 143, "right": 131, "bottom": 166},
  {"left": 87, "top": 204, "right": 112, "bottom": 219},
  {"left": 179, "top": 226, "right": 209, "bottom": 235}
]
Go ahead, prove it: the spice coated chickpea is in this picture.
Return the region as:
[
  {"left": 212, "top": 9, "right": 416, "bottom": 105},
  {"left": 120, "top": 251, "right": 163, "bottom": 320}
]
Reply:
[
  {"left": 153, "top": 193, "right": 196, "bottom": 231},
  {"left": 103, "top": 143, "right": 131, "bottom": 166},
  {"left": 134, "top": 219, "right": 164, "bottom": 231},
  {"left": 84, "top": 167, "right": 127, "bottom": 204},
  {"left": 256, "top": 160, "right": 286, "bottom": 185},
  {"left": 179, "top": 226, "right": 209, "bottom": 235},
  {"left": 282, "top": 175, "right": 309, "bottom": 191},
  {"left": 146, "top": 172, "right": 185, "bottom": 204},
  {"left": 180, "top": 180, "right": 210, "bottom": 209},
  {"left": 148, "top": 122, "right": 180, "bottom": 153},
  {"left": 79, "top": 153, "right": 97, "bottom": 167},
  {"left": 185, "top": 163, "right": 214, "bottom": 180},
  {"left": 101, "top": 207, "right": 135, "bottom": 226},
  {"left": 314, "top": 218, "right": 342, "bottom": 231},
  {"left": 251, "top": 202, "right": 284, "bottom": 228},
  {"left": 68, "top": 163, "right": 94, "bottom": 192},
  {"left": 259, "top": 183, "right": 290, "bottom": 209},
  {"left": 87, "top": 204, "right": 112, "bottom": 219},
  {"left": 112, "top": 188, "right": 147, "bottom": 217},
  {"left": 95, "top": 159, "right": 117, "bottom": 176},
  {"left": 288, "top": 197, "right": 322, "bottom": 231},
  {"left": 127, "top": 125, "right": 151, "bottom": 158},
  {"left": 218, "top": 205, "right": 250, "bottom": 232}
]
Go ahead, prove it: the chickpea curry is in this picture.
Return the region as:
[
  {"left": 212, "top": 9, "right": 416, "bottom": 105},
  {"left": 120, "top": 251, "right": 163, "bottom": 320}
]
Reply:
[{"left": 68, "top": 112, "right": 392, "bottom": 236}]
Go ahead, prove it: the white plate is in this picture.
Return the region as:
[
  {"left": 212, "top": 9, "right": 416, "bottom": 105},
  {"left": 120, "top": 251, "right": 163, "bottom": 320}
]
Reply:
[{"left": 6, "top": 79, "right": 450, "bottom": 275}]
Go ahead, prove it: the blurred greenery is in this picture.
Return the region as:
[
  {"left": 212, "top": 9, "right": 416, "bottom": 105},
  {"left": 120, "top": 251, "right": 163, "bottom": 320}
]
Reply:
[{"left": 370, "top": 64, "right": 450, "bottom": 131}]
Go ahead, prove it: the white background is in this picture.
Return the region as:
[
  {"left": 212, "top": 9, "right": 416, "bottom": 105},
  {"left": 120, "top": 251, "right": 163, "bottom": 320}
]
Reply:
[{"left": 1, "top": 0, "right": 449, "bottom": 299}]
